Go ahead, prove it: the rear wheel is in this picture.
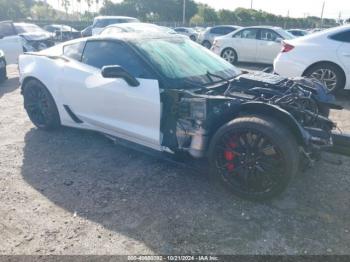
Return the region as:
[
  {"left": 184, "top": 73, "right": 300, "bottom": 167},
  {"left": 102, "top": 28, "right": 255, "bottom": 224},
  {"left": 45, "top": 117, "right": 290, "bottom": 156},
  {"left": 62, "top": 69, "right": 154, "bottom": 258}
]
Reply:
[
  {"left": 209, "top": 115, "right": 299, "bottom": 201},
  {"left": 304, "top": 63, "right": 345, "bottom": 93},
  {"left": 202, "top": 40, "right": 212, "bottom": 49},
  {"left": 23, "top": 79, "right": 60, "bottom": 130},
  {"left": 221, "top": 48, "right": 238, "bottom": 64}
]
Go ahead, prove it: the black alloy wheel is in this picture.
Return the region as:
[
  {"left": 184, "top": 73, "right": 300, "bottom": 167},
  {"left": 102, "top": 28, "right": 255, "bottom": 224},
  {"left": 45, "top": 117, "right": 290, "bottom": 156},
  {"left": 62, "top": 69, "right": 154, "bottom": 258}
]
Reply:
[
  {"left": 23, "top": 79, "right": 60, "bottom": 130},
  {"left": 209, "top": 116, "right": 299, "bottom": 201}
]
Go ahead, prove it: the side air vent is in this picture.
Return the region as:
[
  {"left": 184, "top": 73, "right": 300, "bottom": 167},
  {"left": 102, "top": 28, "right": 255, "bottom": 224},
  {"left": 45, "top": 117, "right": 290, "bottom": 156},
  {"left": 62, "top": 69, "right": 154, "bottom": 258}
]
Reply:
[{"left": 63, "top": 105, "right": 84, "bottom": 124}]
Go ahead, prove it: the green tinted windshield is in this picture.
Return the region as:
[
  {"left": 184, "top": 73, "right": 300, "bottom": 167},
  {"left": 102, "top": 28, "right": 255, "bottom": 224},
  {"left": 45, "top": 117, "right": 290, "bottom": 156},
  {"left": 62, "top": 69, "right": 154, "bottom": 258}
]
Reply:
[{"left": 135, "top": 37, "right": 240, "bottom": 85}]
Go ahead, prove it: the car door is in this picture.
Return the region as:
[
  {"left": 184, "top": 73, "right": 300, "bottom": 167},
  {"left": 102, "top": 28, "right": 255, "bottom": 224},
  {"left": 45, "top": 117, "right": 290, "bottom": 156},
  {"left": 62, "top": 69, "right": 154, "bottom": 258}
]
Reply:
[
  {"left": 231, "top": 28, "right": 258, "bottom": 62},
  {"left": 256, "top": 29, "right": 282, "bottom": 64},
  {"left": 0, "top": 22, "right": 23, "bottom": 64},
  {"left": 335, "top": 30, "right": 350, "bottom": 77},
  {"left": 59, "top": 40, "right": 162, "bottom": 150}
]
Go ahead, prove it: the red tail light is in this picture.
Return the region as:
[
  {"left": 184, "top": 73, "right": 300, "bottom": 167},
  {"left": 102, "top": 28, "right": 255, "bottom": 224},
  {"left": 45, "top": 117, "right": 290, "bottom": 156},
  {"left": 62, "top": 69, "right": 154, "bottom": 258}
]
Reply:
[{"left": 281, "top": 42, "right": 294, "bottom": 53}]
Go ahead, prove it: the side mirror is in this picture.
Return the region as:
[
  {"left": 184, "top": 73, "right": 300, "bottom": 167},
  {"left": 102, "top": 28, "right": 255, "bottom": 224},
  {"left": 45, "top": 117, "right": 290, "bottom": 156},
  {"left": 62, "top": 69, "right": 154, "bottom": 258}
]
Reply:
[
  {"left": 101, "top": 65, "right": 140, "bottom": 87},
  {"left": 275, "top": 37, "right": 283, "bottom": 43}
]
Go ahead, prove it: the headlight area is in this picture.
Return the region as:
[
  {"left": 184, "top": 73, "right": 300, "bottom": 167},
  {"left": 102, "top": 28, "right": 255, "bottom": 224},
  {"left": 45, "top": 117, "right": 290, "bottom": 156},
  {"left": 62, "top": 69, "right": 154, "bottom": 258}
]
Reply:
[
  {"left": 19, "top": 36, "right": 36, "bottom": 52},
  {"left": 19, "top": 36, "right": 54, "bottom": 52}
]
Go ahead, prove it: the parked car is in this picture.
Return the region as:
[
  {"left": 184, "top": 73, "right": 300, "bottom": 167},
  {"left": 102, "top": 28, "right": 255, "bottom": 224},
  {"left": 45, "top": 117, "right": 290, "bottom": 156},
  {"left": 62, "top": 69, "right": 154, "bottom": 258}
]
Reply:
[
  {"left": 81, "top": 25, "right": 92, "bottom": 37},
  {"left": 44, "top": 24, "right": 81, "bottom": 42},
  {"left": 0, "top": 49, "right": 6, "bottom": 82},
  {"left": 198, "top": 25, "right": 241, "bottom": 49},
  {"left": 173, "top": 27, "right": 198, "bottom": 41},
  {"left": 287, "top": 29, "right": 309, "bottom": 37},
  {"left": 92, "top": 16, "right": 140, "bottom": 35},
  {"left": 0, "top": 21, "right": 54, "bottom": 64},
  {"left": 211, "top": 26, "right": 295, "bottom": 64},
  {"left": 274, "top": 25, "right": 350, "bottom": 93},
  {"left": 18, "top": 32, "right": 339, "bottom": 200},
  {"left": 101, "top": 23, "right": 176, "bottom": 35}
]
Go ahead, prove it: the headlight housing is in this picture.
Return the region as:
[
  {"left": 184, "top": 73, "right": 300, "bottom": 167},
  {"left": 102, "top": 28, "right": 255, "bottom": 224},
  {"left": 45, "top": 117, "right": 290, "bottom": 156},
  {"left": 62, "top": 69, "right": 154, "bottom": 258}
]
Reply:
[
  {"left": 19, "top": 36, "right": 36, "bottom": 52},
  {"left": 190, "top": 98, "right": 207, "bottom": 121}
]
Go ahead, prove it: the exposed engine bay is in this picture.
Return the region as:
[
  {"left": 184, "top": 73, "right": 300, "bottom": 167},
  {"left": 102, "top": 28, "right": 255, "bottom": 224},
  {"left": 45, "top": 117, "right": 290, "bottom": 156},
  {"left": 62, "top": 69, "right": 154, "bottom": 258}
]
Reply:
[{"left": 161, "top": 72, "right": 342, "bottom": 164}]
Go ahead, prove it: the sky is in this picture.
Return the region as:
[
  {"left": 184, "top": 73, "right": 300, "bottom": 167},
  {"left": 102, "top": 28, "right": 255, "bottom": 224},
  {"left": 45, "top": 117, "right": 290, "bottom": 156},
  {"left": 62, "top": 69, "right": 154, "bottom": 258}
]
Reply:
[{"left": 47, "top": 0, "right": 350, "bottom": 19}]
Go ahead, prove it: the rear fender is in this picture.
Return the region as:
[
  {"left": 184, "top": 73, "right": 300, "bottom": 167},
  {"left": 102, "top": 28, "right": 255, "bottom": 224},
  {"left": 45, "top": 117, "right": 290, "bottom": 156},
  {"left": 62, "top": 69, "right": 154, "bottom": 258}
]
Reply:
[{"left": 239, "top": 102, "right": 308, "bottom": 146}]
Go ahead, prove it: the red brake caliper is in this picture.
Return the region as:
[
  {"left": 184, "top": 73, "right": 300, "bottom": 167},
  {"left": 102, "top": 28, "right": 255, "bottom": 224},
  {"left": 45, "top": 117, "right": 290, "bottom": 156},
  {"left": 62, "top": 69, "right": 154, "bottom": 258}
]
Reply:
[{"left": 225, "top": 138, "right": 237, "bottom": 172}]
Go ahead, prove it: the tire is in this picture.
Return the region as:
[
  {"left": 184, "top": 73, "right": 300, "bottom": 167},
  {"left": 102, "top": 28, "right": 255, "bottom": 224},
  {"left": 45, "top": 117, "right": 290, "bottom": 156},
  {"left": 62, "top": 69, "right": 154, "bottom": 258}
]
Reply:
[
  {"left": 318, "top": 104, "right": 330, "bottom": 118},
  {"left": 190, "top": 35, "right": 196, "bottom": 41},
  {"left": 23, "top": 79, "right": 60, "bottom": 130},
  {"left": 208, "top": 115, "right": 300, "bottom": 201},
  {"left": 221, "top": 48, "right": 238, "bottom": 64},
  {"left": 304, "top": 63, "right": 346, "bottom": 94},
  {"left": 202, "top": 40, "right": 212, "bottom": 49}
]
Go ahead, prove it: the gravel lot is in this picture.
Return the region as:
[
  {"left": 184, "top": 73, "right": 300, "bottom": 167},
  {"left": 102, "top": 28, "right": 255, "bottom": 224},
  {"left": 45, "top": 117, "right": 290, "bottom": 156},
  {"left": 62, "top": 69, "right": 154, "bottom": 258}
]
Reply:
[{"left": 1, "top": 65, "right": 350, "bottom": 255}]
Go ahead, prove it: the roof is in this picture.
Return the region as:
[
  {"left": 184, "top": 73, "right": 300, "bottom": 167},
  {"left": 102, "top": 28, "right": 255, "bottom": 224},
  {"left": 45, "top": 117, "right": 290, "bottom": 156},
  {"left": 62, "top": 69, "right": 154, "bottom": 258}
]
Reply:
[
  {"left": 244, "top": 26, "right": 282, "bottom": 30},
  {"left": 93, "top": 16, "right": 138, "bottom": 20},
  {"left": 211, "top": 25, "right": 241, "bottom": 28}
]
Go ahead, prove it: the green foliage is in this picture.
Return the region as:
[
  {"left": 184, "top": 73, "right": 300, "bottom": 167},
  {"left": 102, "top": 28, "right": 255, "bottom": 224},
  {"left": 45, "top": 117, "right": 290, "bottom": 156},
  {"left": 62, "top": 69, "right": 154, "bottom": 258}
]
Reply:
[
  {"left": 100, "top": 0, "right": 197, "bottom": 22},
  {"left": 0, "top": 0, "right": 31, "bottom": 20},
  {"left": 0, "top": 0, "right": 338, "bottom": 29}
]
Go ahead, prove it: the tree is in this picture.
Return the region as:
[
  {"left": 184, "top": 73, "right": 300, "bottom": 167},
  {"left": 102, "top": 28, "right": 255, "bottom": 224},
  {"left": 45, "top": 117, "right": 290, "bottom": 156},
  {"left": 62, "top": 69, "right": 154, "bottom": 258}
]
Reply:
[
  {"left": 0, "top": 0, "right": 32, "bottom": 20},
  {"left": 62, "top": 0, "right": 71, "bottom": 16},
  {"left": 100, "top": 0, "right": 197, "bottom": 22},
  {"left": 190, "top": 14, "right": 204, "bottom": 25},
  {"left": 196, "top": 4, "right": 218, "bottom": 24},
  {"left": 218, "top": 9, "right": 238, "bottom": 24}
]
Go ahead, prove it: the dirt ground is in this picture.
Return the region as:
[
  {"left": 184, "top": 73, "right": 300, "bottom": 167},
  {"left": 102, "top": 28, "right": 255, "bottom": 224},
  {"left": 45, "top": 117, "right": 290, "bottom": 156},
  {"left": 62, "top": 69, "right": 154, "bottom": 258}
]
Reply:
[{"left": 0, "top": 65, "right": 350, "bottom": 255}]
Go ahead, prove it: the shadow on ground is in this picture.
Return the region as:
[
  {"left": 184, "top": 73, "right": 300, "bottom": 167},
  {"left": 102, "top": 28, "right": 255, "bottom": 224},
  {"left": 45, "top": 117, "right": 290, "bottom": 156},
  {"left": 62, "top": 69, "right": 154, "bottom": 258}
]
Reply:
[
  {"left": 0, "top": 77, "right": 19, "bottom": 99},
  {"left": 20, "top": 127, "right": 350, "bottom": 254}
]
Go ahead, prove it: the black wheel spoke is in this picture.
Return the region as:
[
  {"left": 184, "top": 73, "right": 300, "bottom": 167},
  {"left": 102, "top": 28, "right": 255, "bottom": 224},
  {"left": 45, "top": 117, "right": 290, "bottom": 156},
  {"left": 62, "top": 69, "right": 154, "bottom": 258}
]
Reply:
[{"left": 214, "top": 128, "right": 286, "bottom": 194}]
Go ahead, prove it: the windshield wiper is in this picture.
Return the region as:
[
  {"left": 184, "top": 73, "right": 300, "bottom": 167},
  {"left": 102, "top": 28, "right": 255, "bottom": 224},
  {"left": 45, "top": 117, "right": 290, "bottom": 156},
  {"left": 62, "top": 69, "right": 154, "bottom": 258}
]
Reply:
[
  {"left": 206, "top": 71, "right": 234, "bottom": 95},
  {"left": 206, "top": 71, "right": 230, "bottom": 84}
]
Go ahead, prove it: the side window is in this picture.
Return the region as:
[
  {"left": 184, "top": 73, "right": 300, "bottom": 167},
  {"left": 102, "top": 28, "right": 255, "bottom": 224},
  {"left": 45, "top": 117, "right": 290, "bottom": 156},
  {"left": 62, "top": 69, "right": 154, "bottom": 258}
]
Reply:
[
  {"left": 81, "top": 41, "right": 152, "bottom": 78},
  {"left": 0, "top": 22, "right": 16, "bottom": 37},
  {"left": 233, "top": 29, "right": 258, "bottom": 39},
  {"left": 260, "top": 29, "right": 280, "bottom": 42},
  {"left": 330, "top": 30, "right": 350, "bottom": 43},
  {"left": 222, "top": 27, "right": 235, "bottom": 35},
  {"left": 175, "top": 28, "right": 185, "bottom": 32},
  {"left": 210, "top": 27, "right": 222, "bottom": 34},
  {"left": 63, "top": 41, "right": 85, "bottom": 61}
]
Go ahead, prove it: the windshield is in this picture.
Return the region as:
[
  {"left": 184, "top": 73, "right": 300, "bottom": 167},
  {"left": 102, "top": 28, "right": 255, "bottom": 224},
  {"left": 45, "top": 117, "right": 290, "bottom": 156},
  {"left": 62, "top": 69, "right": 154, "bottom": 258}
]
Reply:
[
  {"left": 14, "top": 23, "right": 47, "bottom": 34},
  {"left": 135, "top": 37, "right": 240, "bottom": 87},
  {"left": 276, "top": 29, "right": 295, "bottom": 39}
]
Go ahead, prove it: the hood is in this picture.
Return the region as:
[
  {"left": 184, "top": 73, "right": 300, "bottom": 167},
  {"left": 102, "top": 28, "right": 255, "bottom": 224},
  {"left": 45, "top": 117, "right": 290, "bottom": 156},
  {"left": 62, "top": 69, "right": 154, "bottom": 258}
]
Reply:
[{"left": 19, "top": 32, "right": 52, "bottom": 41}]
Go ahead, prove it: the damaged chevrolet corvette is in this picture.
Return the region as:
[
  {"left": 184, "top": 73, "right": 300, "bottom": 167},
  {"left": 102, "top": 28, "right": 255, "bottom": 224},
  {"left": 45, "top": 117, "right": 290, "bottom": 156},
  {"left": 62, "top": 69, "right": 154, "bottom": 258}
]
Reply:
[{"left": 18, "top": 32, "right": 342, "bottom": 200}]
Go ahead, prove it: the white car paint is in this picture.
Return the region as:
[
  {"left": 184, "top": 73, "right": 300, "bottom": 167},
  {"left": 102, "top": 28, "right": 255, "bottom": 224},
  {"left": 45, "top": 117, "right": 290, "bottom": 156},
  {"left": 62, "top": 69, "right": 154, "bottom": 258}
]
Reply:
[
  {"left": 0, "top": 35, "right": 23, "bottom": 64},
  {"left": 0, "top": 22, "right": 53, "bottom": 64},
  {"left": 211, "top": 26, "right": 294, "bottom": 64},
  {"left": 91, "top": 16, "right": 140, "bottom": 35},
  {"left": 18, "top": 41, "right": 162, "bottom": 151},
  {"left": 274, "top": 25, "right": 350, "bottom": 90}
]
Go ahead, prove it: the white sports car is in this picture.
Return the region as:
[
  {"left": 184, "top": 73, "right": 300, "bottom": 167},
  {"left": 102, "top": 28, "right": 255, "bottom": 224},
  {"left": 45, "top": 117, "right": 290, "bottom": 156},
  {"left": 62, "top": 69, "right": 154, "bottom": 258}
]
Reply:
[{"left": 19, "top": 32, "right": 340, "bottom": 200}]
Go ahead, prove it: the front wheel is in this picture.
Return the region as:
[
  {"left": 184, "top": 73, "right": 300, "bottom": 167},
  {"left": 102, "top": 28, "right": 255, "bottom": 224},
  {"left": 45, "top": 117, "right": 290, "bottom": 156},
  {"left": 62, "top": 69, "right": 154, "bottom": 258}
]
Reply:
[
  {"left": 202, "top": 40, "right": 212, "bottom": 49},
  {"left": 209, "top": 115, "right": 300, "bottom": 201},
  {"left": 221, "top": 48, "right": 238, "bottom": 64}
]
